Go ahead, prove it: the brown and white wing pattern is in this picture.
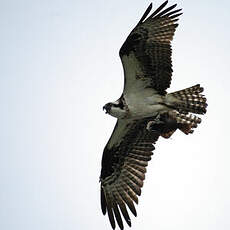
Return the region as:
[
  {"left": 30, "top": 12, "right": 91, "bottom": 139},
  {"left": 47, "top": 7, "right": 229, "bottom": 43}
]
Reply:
[
  {"left": 120, "top": 1, "right": 182, "bottom": 95},
  {"left": 100, "top": 119, "right": 161, "bottom": 229}
]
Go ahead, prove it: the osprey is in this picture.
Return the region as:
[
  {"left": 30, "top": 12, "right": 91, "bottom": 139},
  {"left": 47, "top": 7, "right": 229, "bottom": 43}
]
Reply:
[{"left": 100, "top": 1, "right": 207, "bottom": 229}]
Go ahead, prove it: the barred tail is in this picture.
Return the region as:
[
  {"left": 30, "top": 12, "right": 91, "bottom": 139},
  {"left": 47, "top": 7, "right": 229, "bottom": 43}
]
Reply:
[
  {"left": 150, "top": 110, "right": 204, "bottom": 138},
  {"left": 169, "top": 84, "right": 207, "bottom": 115},
  {"left": 175, "top": 112, "right": 202, "bottom": 135},
  {"left": 159, "top": 85, "right": 208, "bottom": 137},
  {"left": 157, "top": 110, "right": 203, "bottom": 138}
]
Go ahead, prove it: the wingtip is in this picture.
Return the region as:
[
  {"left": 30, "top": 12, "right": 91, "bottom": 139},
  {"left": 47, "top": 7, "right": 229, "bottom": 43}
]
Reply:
[
  {"left": 101, "top": 187, "right": 107, "bottom": 215},
  {"left": 127, "top": 219, "right": 131, "bottom": 227},
  {"left": 146, "top": 3, "right": 153, "bottom": 14},
  {"left": 102, "top": 210, "right": 107, "bottom": 215},
  {"left": 137, "top": 2, "right": 153, "bottom": 25},
  {"left": 170, "top": 12, "right": 183, "bottom": 20}
]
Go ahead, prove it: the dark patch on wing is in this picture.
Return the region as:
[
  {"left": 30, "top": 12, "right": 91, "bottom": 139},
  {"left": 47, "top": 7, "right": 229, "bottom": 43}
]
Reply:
[
  {"left": 119, "top": 32, "right": 144, "bottom": 57},
  {"left": 119, "top": 1, "right": 182, "bottom": 95}
]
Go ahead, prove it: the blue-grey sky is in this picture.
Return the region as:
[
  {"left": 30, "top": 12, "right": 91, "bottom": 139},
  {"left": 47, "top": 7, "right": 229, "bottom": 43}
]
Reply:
[{"left": 1, "top": 0, "right": 230, "bottom": 230}]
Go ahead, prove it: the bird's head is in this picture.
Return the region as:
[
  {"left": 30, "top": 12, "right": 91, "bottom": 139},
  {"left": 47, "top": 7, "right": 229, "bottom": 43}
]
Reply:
[{"left": 103, "top": 100, "right": 126, "bottom": 118}]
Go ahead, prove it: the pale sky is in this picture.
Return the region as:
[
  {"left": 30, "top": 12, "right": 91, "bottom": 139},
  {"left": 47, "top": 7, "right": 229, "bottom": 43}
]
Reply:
[{"left": 0, "top": 0, "right": 230, "bottom": 230}]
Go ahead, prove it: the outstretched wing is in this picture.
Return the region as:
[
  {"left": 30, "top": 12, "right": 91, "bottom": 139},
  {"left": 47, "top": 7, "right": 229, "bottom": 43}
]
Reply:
[
  {"left": 100, "top": 118, "right": 161, "bottom": 229},
  {"left": 120, "top": 1, "right": 182, "bottom": 95}
]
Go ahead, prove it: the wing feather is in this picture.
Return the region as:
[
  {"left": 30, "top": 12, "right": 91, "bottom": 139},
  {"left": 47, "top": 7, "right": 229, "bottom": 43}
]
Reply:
[
  {"left": 120, "top": 1, "right": 182, "bottom": 95},
  {"left": 122, "top": 168, "right": 144, "bottom": 188},
  {"left": 101, "top": 186, "right": 107, "bottom": 215},
  {"left": 119, "top": 182, "right": 138, "bottom": 204},
  {"left": 149, "top": 1, "right": 168, "bottom": 18},
  {"left": 127, "top": 157, "right": 148, "bottom": 167},
  {"left": 126, "top": 163, "right": 146, "bottom": 174},
  {"left": 114, "top": 191, "right": 131, "bottom": 227},
  {"left": 127, "top": 152, "right": 152, "bottom": 162},
  {"left": 122, "top": 174, "right": 141, "bottom": 196},
  {"left": 137, "top": 3, "right": 153, "bottom": 25},
  {"left": 100, "top": 119, "right": 160, "bottom": 229},
  {"left": 125, "top": 164, "right": 145, "bottom": 180},
  {"left": 106, "top": 191, "right": 116, "bottom": 229},
  {"left": 113, "top": 201, "right": 124, "bottom": 230},
  {"left": 116, "top": 185, "right": 137, "bottom": 216},
  {"left": 153, "top": 3, "right": 177, "bottom": 18}
]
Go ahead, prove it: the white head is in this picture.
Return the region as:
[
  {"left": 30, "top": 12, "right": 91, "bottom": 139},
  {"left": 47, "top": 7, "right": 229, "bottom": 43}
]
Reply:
[{"left": 103, "top": 99, "right": 127, "bottom": 119}]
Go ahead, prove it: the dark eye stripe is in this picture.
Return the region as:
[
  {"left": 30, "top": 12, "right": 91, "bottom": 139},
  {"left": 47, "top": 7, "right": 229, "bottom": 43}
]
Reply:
[{"left": 113, "top": 102, "right": 124, "bottom": 109}]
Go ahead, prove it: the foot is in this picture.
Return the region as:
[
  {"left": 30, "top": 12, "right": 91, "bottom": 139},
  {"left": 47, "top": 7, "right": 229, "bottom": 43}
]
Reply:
[{"left": 146, "top": 114, "right": 165, "bottom": 132}]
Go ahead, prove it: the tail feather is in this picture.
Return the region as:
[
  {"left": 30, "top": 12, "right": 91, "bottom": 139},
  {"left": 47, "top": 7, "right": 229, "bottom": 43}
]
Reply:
[
  {"left": 150, "top": 111, "right": 203, "bottom": 138},
  {"left": 169, "top": 84, "right": 207, "bottom": 114},
  {"left": 151, "top": 84, "right": 207, "bottom": 138},
  {"left": 175, "top": 112, "right": 201, "bottom": 134},
  {"left": 162, "top": 110, "right": 203, "bottom": 136}
]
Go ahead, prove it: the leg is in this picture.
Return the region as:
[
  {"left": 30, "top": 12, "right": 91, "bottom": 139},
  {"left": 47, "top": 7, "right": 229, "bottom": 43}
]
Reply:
[{"left": 147, "top": 112, "right": 178, "bottom": 138}]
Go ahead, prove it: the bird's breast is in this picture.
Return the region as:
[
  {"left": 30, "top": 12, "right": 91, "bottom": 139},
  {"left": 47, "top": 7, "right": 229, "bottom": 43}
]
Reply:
[{"left": 124, "top": 92, "right": 166, "bottom": 119}]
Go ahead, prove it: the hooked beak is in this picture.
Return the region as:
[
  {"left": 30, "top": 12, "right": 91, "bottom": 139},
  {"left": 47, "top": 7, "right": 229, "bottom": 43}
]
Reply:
[
  {"left": 103, "top": 106, "right": 108, "bottom": 114},
  {"left": 103, "top": 103, "right": 112, "bottom": 114}
]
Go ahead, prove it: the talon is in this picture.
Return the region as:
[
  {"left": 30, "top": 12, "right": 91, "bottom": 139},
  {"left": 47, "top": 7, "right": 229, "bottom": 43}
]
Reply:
[{"left": 147, "top": 119, "right": 164, "bottom": 132}]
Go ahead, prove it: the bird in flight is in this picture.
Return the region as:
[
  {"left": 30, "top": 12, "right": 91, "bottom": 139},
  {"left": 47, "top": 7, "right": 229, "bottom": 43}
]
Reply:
[{"left": 100, "top": 1, "right": 207, "bottom": 229}]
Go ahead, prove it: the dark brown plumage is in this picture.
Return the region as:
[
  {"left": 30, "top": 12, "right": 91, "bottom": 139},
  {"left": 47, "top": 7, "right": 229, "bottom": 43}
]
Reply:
[
  {"left": 100, "top": 1, "right": 207, "bottom": 229},
  {"left": 169, "top": 84, "right": 207, "bottom": 114},
  {"left": 100, "top": 2, "right": 184, "bottom": 229}
]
